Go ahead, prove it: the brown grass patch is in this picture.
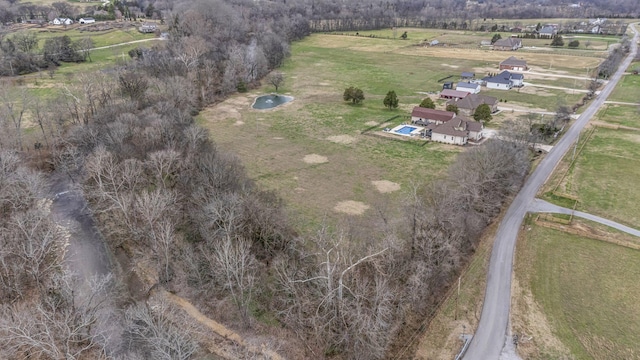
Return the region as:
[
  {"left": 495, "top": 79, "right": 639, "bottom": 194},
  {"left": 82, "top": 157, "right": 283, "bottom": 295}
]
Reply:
[
  {"left": 303, "top": 154, "right": 328, "bottom": 164},
  {"left": 371, "top": 180, "right": 401, "bottom": 193},
  {"left": 333, "top": 200, "right": 370, "bottom": 215},
  {"left": 327, "top": 135, "right": 356, "bottom": 144},
  {"left": 511, "top": 277, "right": 571, "bottom": 359}
]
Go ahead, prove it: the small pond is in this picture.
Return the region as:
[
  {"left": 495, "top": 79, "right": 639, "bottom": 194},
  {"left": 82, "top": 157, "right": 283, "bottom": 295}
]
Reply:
[{"left": 252, "top": 94, "right": 294, "bottom": 110}]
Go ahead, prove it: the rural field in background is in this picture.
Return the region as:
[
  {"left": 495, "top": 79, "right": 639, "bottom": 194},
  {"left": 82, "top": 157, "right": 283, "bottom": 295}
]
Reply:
[
  {"left": 513, "top": 223, "right": 640, "bottom": 359},
  {"left": 518, "top": 50, "right": 640, "bottom": 359}
]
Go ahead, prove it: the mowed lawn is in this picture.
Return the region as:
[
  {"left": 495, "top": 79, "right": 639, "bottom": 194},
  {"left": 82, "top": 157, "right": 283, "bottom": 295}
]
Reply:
[
  {"left": 515, "top": 225, "right": 640, "bottom": 359},
  {"left": 608, "top": 72, "right": 640, "bottom": 104},
  {"left": 595, "top": 104, "right": 640, "bottom": 128}
]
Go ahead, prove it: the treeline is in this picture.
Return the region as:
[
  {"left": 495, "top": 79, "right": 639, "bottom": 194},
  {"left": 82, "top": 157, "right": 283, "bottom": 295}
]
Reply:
[{"left": 0, "top": 32, "right": 93, "bottom": 76}]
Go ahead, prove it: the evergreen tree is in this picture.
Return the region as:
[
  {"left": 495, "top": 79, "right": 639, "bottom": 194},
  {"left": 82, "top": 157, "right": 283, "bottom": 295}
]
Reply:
[
  {"left": 383, "top": 90, "right": 399, "bottom": 109},
  {"left": 473, "top": 104, "right": 492, "bottom": 122},
  {"left": 419, "top": 97, "right": 435, "bottom": 109}
]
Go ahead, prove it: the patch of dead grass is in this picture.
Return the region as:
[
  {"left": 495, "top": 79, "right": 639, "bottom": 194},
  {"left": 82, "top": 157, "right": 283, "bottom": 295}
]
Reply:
[
  {"left": 333, "top": 200, "right": 370, "bottom": 215},
  {"left": 371, "top": 180, "right": 401, "bottom": 193},
  {"left": 303, "top": 154, "right": 328, "bottom": 164},
  {"left": 327, "top": 135, "right": 356, "bottom": 144}
]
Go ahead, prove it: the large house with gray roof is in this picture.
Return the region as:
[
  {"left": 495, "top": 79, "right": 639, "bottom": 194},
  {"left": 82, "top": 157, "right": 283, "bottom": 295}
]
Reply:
[
  {"left": 446, "top": 94, "right": 498, "bottom": 116},
  {"left": 482, "top": 70, "right": 524, "bottom": 90},
  {"left": 493, "top": 37, "right": 522, "bottom": 51}
]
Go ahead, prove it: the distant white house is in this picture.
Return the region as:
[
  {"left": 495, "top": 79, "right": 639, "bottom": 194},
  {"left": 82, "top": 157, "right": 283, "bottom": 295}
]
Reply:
[
  {"left": 455, "top": 82, "right": 481, "bottom": 94},
  {"left": 79, "top": 17, "right": 96, "bottom": 24},
  {"left": 139, "top": 23, "right": 157, "bottom": 33},
  {"left": 52, "top": 18, "right": 73, "bottom": 25}
]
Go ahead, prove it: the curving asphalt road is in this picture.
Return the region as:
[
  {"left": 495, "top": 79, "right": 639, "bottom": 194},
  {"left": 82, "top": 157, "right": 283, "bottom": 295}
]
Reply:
[
  {"left": 463, "top": 23, "right": 639, "bottom": 360},
  {"left": 529, "top": 199, "right": 640, "bottom": 238}
]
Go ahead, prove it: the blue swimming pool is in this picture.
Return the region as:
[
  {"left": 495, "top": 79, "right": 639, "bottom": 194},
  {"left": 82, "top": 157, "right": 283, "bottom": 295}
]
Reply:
[{"left": 395, "top": 125, "right": 418, "bottom": 135}]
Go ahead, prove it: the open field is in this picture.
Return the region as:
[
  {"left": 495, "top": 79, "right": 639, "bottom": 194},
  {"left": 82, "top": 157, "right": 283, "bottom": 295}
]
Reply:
[
  {"left": 609, "top": 72, "right": 640, "bottom": 103},
  {"left": 199, "top": 31, "right": 605, "bottom": 225},
  {"left": 513, "top": 223, "right": 640, "bottom": 359},
  {"left": 595, "top": 104, "right": 640, "bottom": 128},
  {"left": 542, "top": 126, "right": 640, "bottom": 227}
]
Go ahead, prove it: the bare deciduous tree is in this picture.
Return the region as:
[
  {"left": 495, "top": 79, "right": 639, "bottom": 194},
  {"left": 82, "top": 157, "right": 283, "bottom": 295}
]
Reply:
[
  {"left": 268, "top": 71, "right": 285, "bottom": 93},
  {"left": 124, "top": 302, "right": 198, "bottom": 360}
]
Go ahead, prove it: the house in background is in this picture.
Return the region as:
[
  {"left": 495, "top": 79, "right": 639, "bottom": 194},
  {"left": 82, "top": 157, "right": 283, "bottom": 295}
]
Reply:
[
  {"left": 493, "top": 37, "right": 522, "bottom": 51},
  {"left": 52, "top": 18, "right": 73, "bottom": 25},
  {"left": 456, "top": 82, "right": 481, "bottom": 94},
  {"left": 431, "top": 116, "right": 483, "bottom": 145},
  {"left": 79, "top": 17, "right": 96, "bottom": 24},
  {"left": 538, "top": 25, "right": 557, "bottom": 38},
  {"left": 440, "top": 89, "right": 469, "bottom": 100},
  {"left": 499, "top": 56, "right": 528, "bottom": 71},
  {"left": 446, "top": 94, "right": 498, "bottom": 116},
  {"left": 411, "top": 107, "right": 456, "bottom": 126},
  {"left": 139, "top": 23, "right": 158, "bottom": 33},
  {"left": 442, "top": 81, "right": 454, "bottom": 90}
]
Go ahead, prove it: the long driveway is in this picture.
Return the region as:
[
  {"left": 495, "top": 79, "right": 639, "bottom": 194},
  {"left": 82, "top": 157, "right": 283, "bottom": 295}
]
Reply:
[
  {"left": 463, "top": 23, "right": 639, "bottom": 360},
  {"left": 529, "top": 199, "right": 640, "bottom": 237}
]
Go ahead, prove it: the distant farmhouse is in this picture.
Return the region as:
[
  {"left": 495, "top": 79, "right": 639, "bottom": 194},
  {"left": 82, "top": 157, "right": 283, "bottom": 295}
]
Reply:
[
  {"left": 52, "top": 18, "right": 73, "bottom": 25},
  {"left": 139, "top": 23, "right": 158, "bottom": 33},
  {"left": 79, "top": 18, "right": 96, "bottom": 24},
  {"left": 493, "top": 37, "right": 522, "bottom": 51},
  {"left": 499, "top": 56, "right": 528, "bottom": 71}
]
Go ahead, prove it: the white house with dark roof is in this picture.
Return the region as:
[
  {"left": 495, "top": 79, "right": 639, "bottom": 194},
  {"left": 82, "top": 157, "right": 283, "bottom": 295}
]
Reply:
[
  {"left": 482, "top": 71, "right": 524, "bottom": 90},
  {"left": 455, "top": 82, "right": 481, "bottom": 94},
  {"left": 52, "top": 18, "right": 73, "bottom": 25}
]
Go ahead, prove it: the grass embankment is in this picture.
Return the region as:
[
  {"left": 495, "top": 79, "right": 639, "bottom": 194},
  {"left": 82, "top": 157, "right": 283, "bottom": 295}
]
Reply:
[
  {"left": 29, "top": 27, "right": 155, "bottom": 48},
  {"left": 514, "top": 224, "right": 640, "bottom": 359},
  {"left": 542, "top": 126, "right": 640, "bottom": 228}
]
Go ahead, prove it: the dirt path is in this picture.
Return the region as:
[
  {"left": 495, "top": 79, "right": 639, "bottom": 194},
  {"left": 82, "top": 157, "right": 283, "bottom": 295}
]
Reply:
[{"left": 160, "top": 289, "right": 284, "bottom": 360}]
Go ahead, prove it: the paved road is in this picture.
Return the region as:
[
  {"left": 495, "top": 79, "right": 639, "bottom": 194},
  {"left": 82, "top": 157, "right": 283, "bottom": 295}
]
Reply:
[
  {"left": 529, "top": 199, "right": 640, "bottom": 237},
  {"left": 463, "top": 23, "right": 639, "bottom": 360}
]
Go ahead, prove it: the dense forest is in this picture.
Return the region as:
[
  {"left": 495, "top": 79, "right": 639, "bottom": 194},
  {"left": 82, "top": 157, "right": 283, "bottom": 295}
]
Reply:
[{"left": 0, "top": 0, "right": 624, "bottom": 358}]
